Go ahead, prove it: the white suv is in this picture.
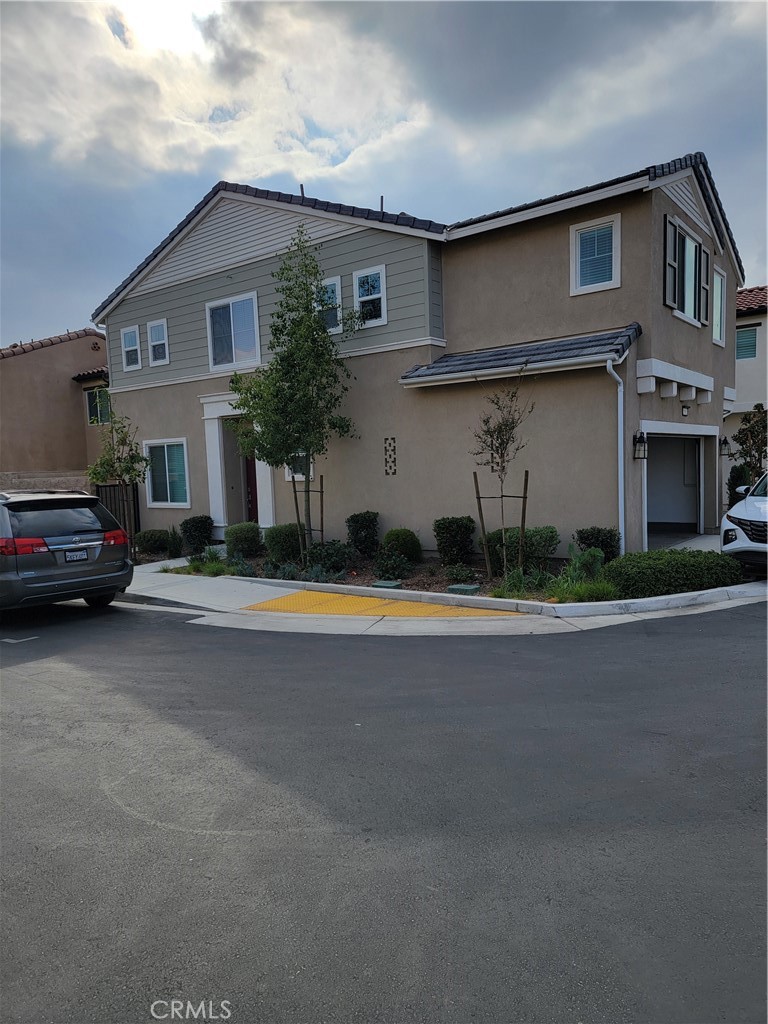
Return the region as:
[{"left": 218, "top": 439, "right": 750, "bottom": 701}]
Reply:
[{"left": 721, "top": 472, "right": 768, "bottom": 571}]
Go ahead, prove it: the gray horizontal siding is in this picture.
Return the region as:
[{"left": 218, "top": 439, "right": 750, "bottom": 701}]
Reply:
[
  {"left": 106, "top": 228, "right": 437, "bottom": 390},
  {"left": 428, "top": 242, "right": 444, "bottom": 338}
]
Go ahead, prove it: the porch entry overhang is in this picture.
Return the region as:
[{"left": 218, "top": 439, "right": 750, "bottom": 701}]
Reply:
[
  {"left": 636, "top": 358, "right": 714, "bottom": 406},
  {"left": 199, "top": 392, "right": 275, "bottom": 534},
  {"left": 398, "top": 323, "right": 641, "bottom": 388}
]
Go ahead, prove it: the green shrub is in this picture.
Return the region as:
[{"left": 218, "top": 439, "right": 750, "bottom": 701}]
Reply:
[
  {"left": 374, "top": 545, "right": 411, "bottom": 580},
  {"left": 302, "top": 565, "right": 346, "bottom": 584},
  {"left": 227, "top": 554, "right": 256, "bottom": 577},
  {"left": 727, "top": 464, "right": 751, "bottom": 508},
  {"left": 225, "top": 521, "right": 264, "bottom": 559},
  {"left": 346, "top": 511, "right": 379, "bottom": 558},
  {"left": 261, "top": 560, "right": 301, "bottom": 580},
  {"left": 135, "top": 529, "right": 169, "bottom": 556},
  {"left": 491, "top": 567, "right": 527, "bottom": 599},
  {"left": 571, "top": 546, "right": 605, "bottom": 580},
  {"left": 573, "top": 526, "right": 621, "bottom": 563},
  {"left": 445, "top": 563, "right": 476, "bottom": 584},
  {"left": 201, "top": 560, "right": 229, "bottom": 577},
  {"left": 167, "top": 525, "right": 184, "bottom": 558},
  {"left": 180, "top": 515, "right": 214, "bottom": 555},
  {"left": 264, "top": 523, "right": 304, "bottom": 563},
  {"left": 601, "top": 549, "right": 743, "bottom": 599},
  {"left": 382, "top": 527, "right": 422, "bottom": 563},
  {"left": 487, "top": 525, "right": 560, "bottom": 574},
  {"left": 433, "top": 516, "right": 476, "bottom": 565},
  {"left": 306, "top": 540, "right": 356, "bottom": 573},
  {"left": 568, "top": 580, "right": 620, "bottom": 602}
]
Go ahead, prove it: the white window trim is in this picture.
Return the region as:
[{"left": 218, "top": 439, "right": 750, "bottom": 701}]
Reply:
[
  {"left": 672, "top": 308, "right": 702, "bottom": 328},
  {"left": 284, "top": 456, "right": 315, "bottom": 482},
  {"left": 712, "top": 268, "right": 726, "bottom": 347},
  {"left": 321, "top": 276, "right": 342, "bottom": 335},
  {"left": 205, "top": 291, "right": 261, "bottom": 373},
  {"left": 569, "top": 213, "right": 621, "bottom": 296},
  {"left": 147, "top": 317, "right": 170, "bottom": 366},
  {"left": 143, "top": 437, "right": 191, "bottom": 509},
  {"left": 120, "top": 325, "right": 141, "bottom": 372},
  {"left": 84, "top": 388, "right": 110, "bottom": 425},
  {"left": 353, "top": 264, "right": 387, "bottom": 327}
]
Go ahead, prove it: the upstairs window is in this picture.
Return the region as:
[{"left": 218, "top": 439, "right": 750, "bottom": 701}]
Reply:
[
  {"left": 120, "top": 325, "right": 141, "bottom": 371},
  {"left": 664, "top": 216, "right": 711, "bottom": 327},
  {"left": 712, "top": 269, "right": 726, "bottom": 345},
  {"left": 319, "top": 276, "right": 342, "bottom": 334},
  {"left": 85, "top": 388, "right": 111, "bottom": 425},
  {"left": 147, "top": 318, "right": 169, "bottom": 366},
  {"left": 353, "top": 265, "right": 387, "bottom": 326},
  {"left": 206, "top": 292, "right": 260, "bottom": 371},
  {"left": 569, "top": 214, "right": 621, "bottom": 295},
  {"left": 736, "top": 326, "right": 757, "bottom": 360}
]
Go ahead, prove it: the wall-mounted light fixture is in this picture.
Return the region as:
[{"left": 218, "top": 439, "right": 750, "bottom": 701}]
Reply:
[
  {"left": 681, "top": 405, "right": 690, "bottom": 417},
  {"left": 633, "top": 430, "right": 648, "bottom": 460},
  {"left": 719, "top": 436, "right": 733, "bottom": 458}
]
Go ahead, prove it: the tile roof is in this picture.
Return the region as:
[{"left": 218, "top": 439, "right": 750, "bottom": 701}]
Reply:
[
  {"left": 72, "top": 365, "right": 109, "bottom": 383},
  {"left": 400, "top": 323, "right": 642, "bottom": 385},
  {"left": 0, "top": 328, "right": 105, "bottom": 360},
  {"left": 92, "top": 150, "right": 742, "bottom": 321},
  {"left": 736, "top": 285, "right": 767, "bottom": 317}
]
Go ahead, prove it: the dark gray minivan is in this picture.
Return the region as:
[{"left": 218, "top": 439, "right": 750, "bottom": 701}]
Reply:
[{"left": 0, "top": 490, "right": 133, "bottom": 610}]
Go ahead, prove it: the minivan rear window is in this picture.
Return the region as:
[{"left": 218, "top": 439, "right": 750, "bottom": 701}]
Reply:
[{"left": 7, "top": 502, "right": 121, "bottom": 538}]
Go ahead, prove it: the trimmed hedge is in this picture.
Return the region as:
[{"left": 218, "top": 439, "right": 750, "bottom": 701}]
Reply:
[
  {"left": 135, "top": 529, "right": 169, "bottom": 555},
  {"left": 346, "top": 511, "right": 379, "bottom": 558},
  {"left": 224, "top": 522, "right": 264, "bottom": 559},
  {"left": 374, "top": 544, "right": 412, "bottom": 580},
  {"left": 574, "top": 526, "right": 621, "bottom": 563},
  {"left": 180, "top": 515, "right": 214, "bottom": 555},
  {"left": 382, "top": 527, "right": 422, "bottom": 563},
  {"left": 433, "top": 516, "right": 475, "bottom": 565},
  {"left": 601, "top": 549, "right": 743, "bottom": 599},
  {"left": 306, "top": 541, "right": 356, "bottom": 573},
  {"left": 264, "top": 522, "right": 304, "bottom": 563},
  {"left": 486, "top": 525, "right": 560, "bottom": 574}
]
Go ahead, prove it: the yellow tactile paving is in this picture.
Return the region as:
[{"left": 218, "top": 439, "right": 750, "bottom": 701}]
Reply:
[{"left": 244, "top": 590, "right": 519, "bottom": 617}]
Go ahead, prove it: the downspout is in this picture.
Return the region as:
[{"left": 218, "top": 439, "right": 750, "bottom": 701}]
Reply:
[{"left": 605, "top": 359, "right": 626, "bottom": 555}]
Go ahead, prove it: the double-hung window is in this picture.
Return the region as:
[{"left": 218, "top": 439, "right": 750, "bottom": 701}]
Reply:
[
  {"left": 353, "top": 265, "right": 387, "bottom": 326},
  {"left": 320, "top": 276, "right": 342, "bottom": 334},
  {"left": 144, "top": 439, "right": 190, "bottom": 507},
  {"left": 85, "top": 388, "right": 111, "bottom": 425},
  {"left": 120, "top": 325, "right": 141, "bottom": 371},
  {"left": 147, "top": 318, "right": 170, "bottom": 365},
  {"left": 206, "top": 292, "right": 260, "bottom": 371},
  {"left": 736, "top": 326, "right": 758, "bottom": 360},
  {"left": 712, "top": 269, "right": 726, "bottom": 345},
  {"left": 664, "top": 216, "right": 711, "bottom": 327},
  {"left": 569, "top": 214, "right": 621, "bottom": 295}
]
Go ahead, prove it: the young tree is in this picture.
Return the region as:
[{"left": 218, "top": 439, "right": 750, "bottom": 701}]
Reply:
[
  {"left": 471, "top": 379, "right": 533, "bottom": 576},
  {"left": 230, "top": 225, "right": 359, "bottom": 554},
  {"left": 731, "top": 403, "right": 767, "bottom": 484},
  {"left": 87, "top": 403, "right": 149, "bottom": 555}
]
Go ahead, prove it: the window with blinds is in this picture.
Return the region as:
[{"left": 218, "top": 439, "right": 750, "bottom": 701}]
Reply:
[
  {"left": 570, "top": 214, "right": 621, "bottom": 295},
  {"left": 145, "top": 440, "right": 189, "bottom": 506},
  {"left": 736, "top": 327, "right": 758, "bottom": 360}
]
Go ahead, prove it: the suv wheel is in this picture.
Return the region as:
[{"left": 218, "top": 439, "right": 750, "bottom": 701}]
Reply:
[{"left": 85, "top": 593, "right": 117, "bottom": 608}]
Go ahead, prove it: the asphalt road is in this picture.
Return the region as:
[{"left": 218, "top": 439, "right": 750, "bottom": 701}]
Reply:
[{"left": 1, "top": 601, "right": 765, "bottom": 1024}]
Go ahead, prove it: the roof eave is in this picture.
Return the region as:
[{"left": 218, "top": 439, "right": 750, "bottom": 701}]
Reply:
[{"left": 399, "top": 348, "right": 630, "bottom": 388}]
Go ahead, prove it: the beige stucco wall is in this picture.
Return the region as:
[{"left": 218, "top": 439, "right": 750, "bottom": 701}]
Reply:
[
  {"left": 732, "top": 314, "right": 766, "bottom": 412},
  {"left": 0, "top": 336, "right": 107, "bottom": 472}
]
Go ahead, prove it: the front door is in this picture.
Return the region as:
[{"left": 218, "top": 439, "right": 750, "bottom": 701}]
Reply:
[
  {"left": 647, "top": 436, "right": 700, "bottom": 537},
  {"left": 244, "top": 457, "right": 259, "bottom": 522}
]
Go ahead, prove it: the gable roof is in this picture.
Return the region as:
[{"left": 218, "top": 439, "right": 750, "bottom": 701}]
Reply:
[
  {"left": 92, "top": 151, "right": 742, "bottom": 322},
  {"left": 736, "top": 285, "right": 767, "bottom": 317},
  {"left": 0, "top": 328, "right": 105, "bottom": 360},
  {"left": 400, "top": 323, "right": 641, "bottom": 388}
]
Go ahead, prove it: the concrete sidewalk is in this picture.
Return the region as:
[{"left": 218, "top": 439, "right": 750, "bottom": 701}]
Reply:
[{"left": 121, "top": 560, "right": 767, "bottom": 636}]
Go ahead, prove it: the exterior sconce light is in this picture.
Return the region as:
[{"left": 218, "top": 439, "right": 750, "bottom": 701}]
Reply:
[
  {"left": 719, "top": 436, "right": 733, "bottom": 458},
  {"left": 681, "top": 404, "right": 690, "bottom": 416},
  {"left": 633, "top": 431, "right": 648, "bottom": 460}
]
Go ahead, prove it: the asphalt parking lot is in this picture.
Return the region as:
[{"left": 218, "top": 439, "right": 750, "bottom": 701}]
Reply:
[{"left": 1, "top": 600, "right": 765, "bottom": 1023}]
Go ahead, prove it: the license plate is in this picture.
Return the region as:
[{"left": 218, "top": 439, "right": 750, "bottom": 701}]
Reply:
[{"left": 65, "top": 549, "right": 88, "bottom": 563}]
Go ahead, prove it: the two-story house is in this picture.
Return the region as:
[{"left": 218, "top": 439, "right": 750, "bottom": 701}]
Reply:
[{"left": 91, "top": 152, "right": 742, "bottom": 555}]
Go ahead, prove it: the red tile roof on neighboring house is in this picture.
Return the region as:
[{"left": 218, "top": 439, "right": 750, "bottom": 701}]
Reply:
[
  {"left": 0, "top": 328, "right": 105, "bottom": 359},
  {"left": 72, "top": 366, "right": 109, "bottom": 383},
  {"left": 736, "top": 286, "right": 767, "bottom": 317}
]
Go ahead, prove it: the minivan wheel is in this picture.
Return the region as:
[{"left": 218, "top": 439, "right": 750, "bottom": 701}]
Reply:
[{"left": 84, "top": 593, "right": 117, "bottom": 608}]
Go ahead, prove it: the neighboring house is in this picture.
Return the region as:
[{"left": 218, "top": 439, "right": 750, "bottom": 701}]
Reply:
[
  {"left": 0, "top": 329, "right": 109, "bottom": 490},
  {"left": 723, "top": 284, "right": 767, "bottom": 443},
  {"left": 91, "top": 151, "right": 742, "bottom": 555}
]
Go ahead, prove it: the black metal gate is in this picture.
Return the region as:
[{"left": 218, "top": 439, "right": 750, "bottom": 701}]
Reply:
[{"left": 96, "top": 483, "right": 141, "bottom": 534}]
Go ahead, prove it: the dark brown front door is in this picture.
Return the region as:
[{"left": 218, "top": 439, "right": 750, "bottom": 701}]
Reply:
[{"left": 244, "top": 457, "right": 259, "bottom": 522}]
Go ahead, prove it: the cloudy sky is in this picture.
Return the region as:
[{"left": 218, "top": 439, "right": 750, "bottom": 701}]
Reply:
[{"left": 1, "top": 0, "right": 765, "bottom": 343}]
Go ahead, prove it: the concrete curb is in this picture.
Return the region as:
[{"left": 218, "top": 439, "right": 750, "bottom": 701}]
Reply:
[{"left": 223, "top": 575, "right": 767, "bottom": 617}]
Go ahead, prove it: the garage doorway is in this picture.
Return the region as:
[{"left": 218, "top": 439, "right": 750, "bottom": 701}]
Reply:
[{"left": 647, "top": 436, "right": 701, "bottom": 547}]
